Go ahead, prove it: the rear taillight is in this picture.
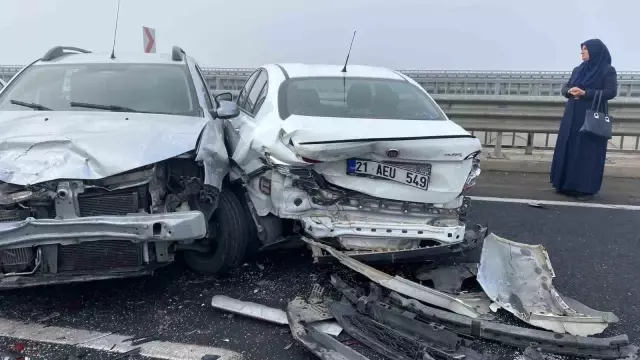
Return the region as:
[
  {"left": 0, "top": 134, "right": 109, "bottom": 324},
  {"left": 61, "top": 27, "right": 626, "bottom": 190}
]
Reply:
[{"left": 463, "top": 158, "right": 481, "bottom": 190}]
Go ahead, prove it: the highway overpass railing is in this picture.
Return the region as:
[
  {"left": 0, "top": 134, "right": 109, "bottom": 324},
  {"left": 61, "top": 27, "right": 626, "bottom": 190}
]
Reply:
[{"left": 1, "top": 65, "right": 639, "bottom": 155}]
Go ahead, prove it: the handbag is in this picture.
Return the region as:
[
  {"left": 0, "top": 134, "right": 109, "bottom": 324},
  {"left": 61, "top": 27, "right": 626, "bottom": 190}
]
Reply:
[{"left": 580, "top": 90, "right": 613, "bottom": 139}]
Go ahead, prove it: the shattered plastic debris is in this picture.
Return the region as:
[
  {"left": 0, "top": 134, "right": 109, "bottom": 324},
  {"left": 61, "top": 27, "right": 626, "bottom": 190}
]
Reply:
[
  {"left": 301, "top": 236, "right": 493, "bottom": 319},
  {"left": 211, "top": 295, "right": 288, "bottom": 326},
  {"left": 477, "top": 233, "right": 619, "bottom": 336},
  {"left": 415, "top": 263, "right": 478, "bottom": 294}
]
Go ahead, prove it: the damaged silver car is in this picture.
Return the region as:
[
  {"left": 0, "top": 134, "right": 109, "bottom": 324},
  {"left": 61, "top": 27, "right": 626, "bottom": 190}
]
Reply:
[
  {"left": 0, "top": 46, "right": 250, "bottom": 289},
  {"left": 224, "top": 63, "right": 484, "bottom": 262}
]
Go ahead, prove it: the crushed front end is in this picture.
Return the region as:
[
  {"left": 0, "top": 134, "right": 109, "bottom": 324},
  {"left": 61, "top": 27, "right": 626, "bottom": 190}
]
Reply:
[{"left": 0, "top": 164, "right": 208, "bottom": 289}]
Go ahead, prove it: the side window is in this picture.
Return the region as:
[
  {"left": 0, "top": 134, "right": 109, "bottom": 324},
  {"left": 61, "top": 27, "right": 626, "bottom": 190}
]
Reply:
[
  {"left": 253, "top": 82, "right": 268, "bottom": 115},
  {"left": 245, "top": 70, "right": 267, "bottom": 115},
  {"left": 237, "top": 70, "right": 260, "bottom": 109},
  {"left": 194, "top": 64, "right": 213, "bottom": 109}
]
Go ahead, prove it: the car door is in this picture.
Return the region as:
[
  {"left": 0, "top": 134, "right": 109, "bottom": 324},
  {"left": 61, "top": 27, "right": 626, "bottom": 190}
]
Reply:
[{"left": 224, "top": 69, "right": 260, "bottom": 156}]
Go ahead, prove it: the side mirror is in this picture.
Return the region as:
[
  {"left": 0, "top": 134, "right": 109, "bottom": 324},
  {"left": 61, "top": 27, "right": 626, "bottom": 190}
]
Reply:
[
  {"left": 215, "top": 92, "right": 233, "bottom": 104},
  {"left": 216, "top": 100, "right": 240, "bottom": 120}
]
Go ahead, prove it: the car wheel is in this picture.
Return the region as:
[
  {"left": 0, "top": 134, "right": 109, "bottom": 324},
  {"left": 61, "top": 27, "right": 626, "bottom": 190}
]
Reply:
[
  {"left": 183, "top": 189, "right": 249, "bottom": 275},
  {"left": 234, "top": 188, "right": 262, "bottom": 259}
]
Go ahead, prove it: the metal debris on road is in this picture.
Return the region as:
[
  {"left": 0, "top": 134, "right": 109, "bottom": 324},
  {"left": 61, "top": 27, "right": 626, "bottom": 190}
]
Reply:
[
  {"left": 477, "top": 233, "right": 619, "bottom": 336},
  {"left": 211, "top": 295, "right": 288, "bottom": 326}
]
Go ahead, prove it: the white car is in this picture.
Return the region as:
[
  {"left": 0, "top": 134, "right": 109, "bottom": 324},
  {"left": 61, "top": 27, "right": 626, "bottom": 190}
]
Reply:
[
  {"left": 223, "top": 63, "right": 484, "bottom": 263},
  {"left": 0, "top": 46, "right": 247, "bottom": 289},
  {"left": 0, "top": 78, "right": 5, "bottom": 91}
]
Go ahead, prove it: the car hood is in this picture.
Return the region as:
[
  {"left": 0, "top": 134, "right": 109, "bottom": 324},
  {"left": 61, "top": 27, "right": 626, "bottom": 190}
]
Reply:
[{"left": 0, "top": 111, "right": 209, "bottom": 185}]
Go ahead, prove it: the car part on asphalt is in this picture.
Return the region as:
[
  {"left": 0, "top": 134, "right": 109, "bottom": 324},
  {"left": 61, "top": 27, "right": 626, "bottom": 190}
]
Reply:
[
  {"left": 477, "top": 233, "right": 619, "bottom": 336},
  {"left": 414, "top": 263, "right": 478, "bottom": 294},
  {"left": 389, "top": 292, "right": 635, "bottom": 359},
  {"left": 211, "top": 295, "right": 289, "bottom": 326},
  {"left": 301, "top": 236, "right": 493, "bottom": 319},
  {"left": 287, "top": 297, "right": 370, "bottom": 360},
  {"left": 329, "top": 301, "right": 488, "bottom": 360}
]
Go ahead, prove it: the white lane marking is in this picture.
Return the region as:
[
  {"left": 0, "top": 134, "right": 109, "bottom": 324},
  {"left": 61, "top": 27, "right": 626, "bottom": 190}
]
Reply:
[
  {"left": 469, "top": 196, "right": 640, "bottom": 211},
  {"left": 0, "top": 317, "right": 243, "bottom": 360}
]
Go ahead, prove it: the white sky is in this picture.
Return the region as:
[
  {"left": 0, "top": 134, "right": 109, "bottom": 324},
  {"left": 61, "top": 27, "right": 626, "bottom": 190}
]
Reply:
[{"left": 1, "top": 0, "right": 638, "bottom": 70}]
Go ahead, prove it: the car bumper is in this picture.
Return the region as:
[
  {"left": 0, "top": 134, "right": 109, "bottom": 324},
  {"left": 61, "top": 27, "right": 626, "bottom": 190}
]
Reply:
[
  {"left": 0, "top": 211, "right": 208, "bottom": 248},
  {"left": 310, "top": 224, "right": 487, "bottom": 265}
]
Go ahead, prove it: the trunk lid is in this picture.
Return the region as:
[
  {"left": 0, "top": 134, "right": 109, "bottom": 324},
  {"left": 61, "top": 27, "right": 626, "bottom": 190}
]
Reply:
[{"left": 281, "top": 115, "right": 482, "bottom": 204}]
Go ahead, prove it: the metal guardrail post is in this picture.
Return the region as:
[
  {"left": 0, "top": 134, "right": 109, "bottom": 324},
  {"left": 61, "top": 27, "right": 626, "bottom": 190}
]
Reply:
[
  {"left": 525, "top": 133, "right": 534, "bottom": 155},
  {"left": 494, "top": 132, "right": 503, "bottom": 157}
]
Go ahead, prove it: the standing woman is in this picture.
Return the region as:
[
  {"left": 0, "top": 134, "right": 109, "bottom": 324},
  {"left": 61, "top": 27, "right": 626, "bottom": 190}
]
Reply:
[{"left": 550, "top": 39, "right": 618, "bottom": 200}]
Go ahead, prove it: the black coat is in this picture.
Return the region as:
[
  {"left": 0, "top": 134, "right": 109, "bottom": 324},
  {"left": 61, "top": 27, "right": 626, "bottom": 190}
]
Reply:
[{"left": 550, "top": 65, "right": 618, "bottom": 194}]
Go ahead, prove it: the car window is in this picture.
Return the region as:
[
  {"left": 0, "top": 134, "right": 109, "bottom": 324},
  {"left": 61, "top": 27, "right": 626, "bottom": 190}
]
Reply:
[
  {"left": 244, "top": 70, "right": 267, "bottom": 115},
  {"left": 0, "top": 63, "right": 200, "bottom": 116},
  {"left": 194, "top": 64, "right": 214, "bottom": 110},
  {"left": 253, "top": 82, "right": 268, "bottom": 115},
  {"left": 278, "top": 77, "right": 446, "bottom": 121},
  {"left": 237, "top": 70, "right": 260, "bottom": 110}
]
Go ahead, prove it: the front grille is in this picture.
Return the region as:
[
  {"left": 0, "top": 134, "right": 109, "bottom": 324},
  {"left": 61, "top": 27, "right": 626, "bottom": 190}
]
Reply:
[
  {"left": 0, "top": 209, "right": 30, "bottom": 222},
  {"left": 58, "top": 240, "right": 143, "bottom": 272},
  {"left": 78, "top": 188, "right": 144, "bottom": 216}
]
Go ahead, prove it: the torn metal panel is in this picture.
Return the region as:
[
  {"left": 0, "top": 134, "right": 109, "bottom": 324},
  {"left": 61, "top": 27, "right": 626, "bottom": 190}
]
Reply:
[
  {"left": 301, "top": 237, "right": 492, "bottom": 319},
  {"left": 287, "top": 297, "right": 370, "bottom": 360},
  {"left": 389, "top": 292, "right": 634, "bottom": 359},
  {"left": 477, "top": 233, "right": 619, "bottom": 336},
  {"left": 211, "top": 295, "right": 288, "bottom": 326},
  {"left": 415, "top": 263, "right": 478, "bottom": 294}
]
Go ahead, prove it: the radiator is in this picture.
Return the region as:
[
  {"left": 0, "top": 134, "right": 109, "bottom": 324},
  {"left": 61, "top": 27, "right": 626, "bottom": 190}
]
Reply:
[
  {"left": 58, "top": 240, "right": 143, "bottom": 272},
  {"left": 78, "top": 187, "right": 146, "bottom": 217}
]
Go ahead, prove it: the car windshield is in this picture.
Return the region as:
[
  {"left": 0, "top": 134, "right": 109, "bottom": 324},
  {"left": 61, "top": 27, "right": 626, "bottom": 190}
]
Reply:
[
  {"left": 278, "top": 77, "right": 447, "bottom": 121},
  {"left": 0, "top": 63, "right": 200, "bottom": 116}
]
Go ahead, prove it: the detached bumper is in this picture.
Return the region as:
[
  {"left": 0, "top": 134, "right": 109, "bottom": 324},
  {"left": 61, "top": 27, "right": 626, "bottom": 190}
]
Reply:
[{"left": 0, "top": 211, "right": 207, "bottom": 248}]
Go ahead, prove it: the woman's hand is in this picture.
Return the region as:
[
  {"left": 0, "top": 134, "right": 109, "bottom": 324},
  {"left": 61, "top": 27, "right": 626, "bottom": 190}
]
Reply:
[{"left": 568, "top": 87, "right": 586, "bottom": 97}]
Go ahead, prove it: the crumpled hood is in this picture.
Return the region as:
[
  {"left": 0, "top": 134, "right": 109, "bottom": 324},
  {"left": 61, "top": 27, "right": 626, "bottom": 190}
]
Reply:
[{"left": 0, "top": 111, "right": 209, "bottom": 185}]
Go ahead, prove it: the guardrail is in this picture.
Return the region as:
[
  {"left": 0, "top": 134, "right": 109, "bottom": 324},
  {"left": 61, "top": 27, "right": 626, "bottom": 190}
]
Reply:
[
  {"left": 433, "top": 95, "right": 640, "bottom": 156},
  {"left": 1, "top": 65, "right": 639, "bottom": 157}
]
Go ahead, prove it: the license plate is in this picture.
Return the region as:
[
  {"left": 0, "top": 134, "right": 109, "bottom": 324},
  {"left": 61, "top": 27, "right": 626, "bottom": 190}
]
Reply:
[{"left": 346, "top": 159, "right": 431, "bottom": 190}]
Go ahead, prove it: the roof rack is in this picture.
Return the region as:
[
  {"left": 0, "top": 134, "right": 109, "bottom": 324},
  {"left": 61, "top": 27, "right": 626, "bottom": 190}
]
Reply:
[
  {"left": 41, "top": 46, "right": 91, "bottom": 62},
  {"left": 172, "top": 46, "right": 185, "bottom": 62}
]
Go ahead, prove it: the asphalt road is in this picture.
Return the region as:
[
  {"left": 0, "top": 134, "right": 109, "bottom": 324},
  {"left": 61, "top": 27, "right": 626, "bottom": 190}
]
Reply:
[{"left": 0, "top": 171, "right": 638, "bottom": 360}]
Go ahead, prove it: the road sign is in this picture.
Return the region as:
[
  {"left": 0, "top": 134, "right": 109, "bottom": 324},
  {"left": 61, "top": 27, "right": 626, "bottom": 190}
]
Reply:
[{"left": 143, "top": 26, "right": 156, "bottom": 53}]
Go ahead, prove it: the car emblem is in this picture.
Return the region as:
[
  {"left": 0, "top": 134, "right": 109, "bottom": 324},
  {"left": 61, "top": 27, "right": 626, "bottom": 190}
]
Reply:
[{"left": 386, "top": 149, "right": 399, "bottom": 158}]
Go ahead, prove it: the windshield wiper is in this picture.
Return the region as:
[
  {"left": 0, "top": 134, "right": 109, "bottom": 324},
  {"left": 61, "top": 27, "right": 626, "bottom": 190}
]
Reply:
[
  {"left": 10, "top": 100, "right": 53, "bottom": 111},
  {"left": 70, "top": 102, "right": 140, "bottom": 113}
]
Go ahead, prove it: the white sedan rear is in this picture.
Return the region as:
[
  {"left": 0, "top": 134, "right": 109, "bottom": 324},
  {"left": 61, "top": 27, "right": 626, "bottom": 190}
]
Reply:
[{"left": 223, "top": 63, "right": 484, "bottom": 261}]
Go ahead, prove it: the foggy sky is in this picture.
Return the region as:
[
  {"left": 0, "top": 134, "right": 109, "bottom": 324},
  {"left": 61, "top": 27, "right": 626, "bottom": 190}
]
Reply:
[{"left": 1, "top": 0, "right": 638, "bottom": 70}]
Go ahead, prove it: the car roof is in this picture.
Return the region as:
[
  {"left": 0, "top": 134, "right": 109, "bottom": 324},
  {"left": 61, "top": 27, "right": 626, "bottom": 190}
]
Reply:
[
  {"left": 32, "top": 52, "right": 194, "bottom": 66},
  {"left": 271, "top": 63, "right": 405, "bottom": 80}
]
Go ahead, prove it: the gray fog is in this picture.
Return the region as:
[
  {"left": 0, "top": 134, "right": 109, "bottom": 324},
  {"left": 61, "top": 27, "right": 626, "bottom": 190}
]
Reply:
[{"left": 1, "top": 0, "right": 638, "bottom": 70}]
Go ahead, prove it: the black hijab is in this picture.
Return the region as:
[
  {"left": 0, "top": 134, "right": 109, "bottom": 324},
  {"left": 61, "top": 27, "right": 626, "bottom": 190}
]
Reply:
[{"left": 569, "top": 39, "right": 612, "bottom": 88}]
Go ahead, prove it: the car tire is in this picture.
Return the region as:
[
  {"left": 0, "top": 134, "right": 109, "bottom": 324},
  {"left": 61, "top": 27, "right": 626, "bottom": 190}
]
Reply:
[
  {"left": 183, "top": 189, "right": 249, "bottom": 275},
  {"left": 232, "top": 186, "right": 262, "bottom": 259}
]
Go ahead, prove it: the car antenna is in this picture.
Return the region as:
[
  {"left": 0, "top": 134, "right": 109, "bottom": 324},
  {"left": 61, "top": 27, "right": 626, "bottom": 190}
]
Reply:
[
  {"left": 341, "top": 30, "right": 356, "bottom": 73},
  {"left": 110, "top": 0, "right": 122, "bottom": 60}
]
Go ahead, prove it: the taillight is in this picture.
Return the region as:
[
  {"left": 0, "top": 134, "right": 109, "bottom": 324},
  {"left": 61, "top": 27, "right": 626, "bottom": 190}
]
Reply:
[{"left": 463, "top": 159, "right": 481, "bottom": 190}]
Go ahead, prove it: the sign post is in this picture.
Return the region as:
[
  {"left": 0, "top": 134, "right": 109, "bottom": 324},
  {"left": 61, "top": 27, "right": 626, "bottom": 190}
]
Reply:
[{"left": 143, "top": 26, "right": 156, "bottom": 53}]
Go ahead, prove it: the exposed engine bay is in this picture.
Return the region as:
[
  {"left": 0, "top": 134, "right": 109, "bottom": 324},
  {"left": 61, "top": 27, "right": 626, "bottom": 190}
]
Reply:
[{"left": 0, "top": 155, "right": 218, "bottom": 289}]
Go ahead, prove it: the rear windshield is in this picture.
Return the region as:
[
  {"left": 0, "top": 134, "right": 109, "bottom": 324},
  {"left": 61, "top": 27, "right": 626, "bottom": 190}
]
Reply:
[
  {"left": 278, "top": 77, "right": 446, "bottom": 120},
  {"left": 0, "top": 63, "right": 200, "bottom": 116}
]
